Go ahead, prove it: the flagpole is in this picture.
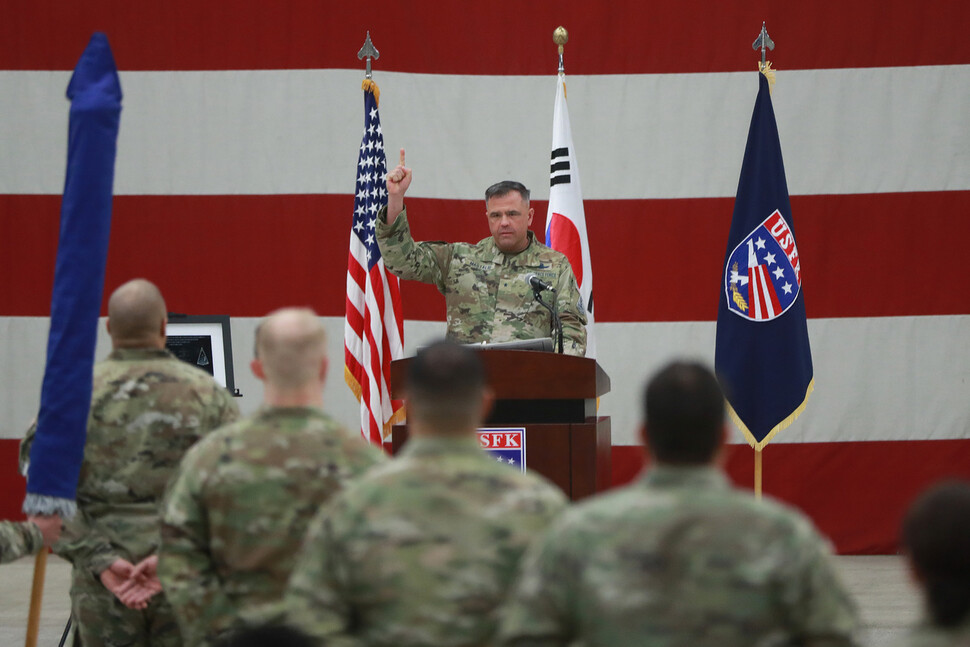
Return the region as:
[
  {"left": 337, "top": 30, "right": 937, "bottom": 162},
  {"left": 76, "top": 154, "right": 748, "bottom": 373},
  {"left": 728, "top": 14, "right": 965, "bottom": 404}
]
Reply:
[
  {"left": 754, "top": 448, "right": 763, "bottom": 499},
  {"left": 25, "top": 551, "right": 47, "bottom": 647},
  {"left": 750, "top": 21, "right": 774, "bottom": 502}
]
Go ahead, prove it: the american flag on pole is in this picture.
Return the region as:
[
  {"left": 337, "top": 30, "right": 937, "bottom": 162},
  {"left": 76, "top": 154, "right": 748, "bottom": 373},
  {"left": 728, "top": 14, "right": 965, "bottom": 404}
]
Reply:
[
  {"left": 344, "top": 80, "right": 404, "bottom": 445},
  {"left": 546, "top": 74, "right": 595, "bottom": 358}
]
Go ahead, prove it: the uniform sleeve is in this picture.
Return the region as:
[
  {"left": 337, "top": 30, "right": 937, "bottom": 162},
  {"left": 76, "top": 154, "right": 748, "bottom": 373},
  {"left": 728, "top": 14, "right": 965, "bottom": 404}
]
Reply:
[
  {"left": 496, "top": 524, "right": 576, "bottom": 647},
  {"left": 778, "top": 523, "right": 862, "bottom": 647},
  {"left": 158, "top": 445, "right": 239, "bottom": 647},
  {"left": 209, "top": 384, "right": 241, "bottom": 430},
  {"left": 553, "top": 259, "right": 588, "bottom": 357},
  {"left": 18, "top": 421, "right": 35, "bottom": 475},
  {"left": 284, "top": 502, "right": 363, "bottom": 647},
  {"left": 375, "top": 206, "right": 454, "bottom": 291},
  {"left": 0, "top": 521, "right": 43, "bottom": 564},
  {"left": 55, "top": 507, "right": 124, "bottom": 575}
]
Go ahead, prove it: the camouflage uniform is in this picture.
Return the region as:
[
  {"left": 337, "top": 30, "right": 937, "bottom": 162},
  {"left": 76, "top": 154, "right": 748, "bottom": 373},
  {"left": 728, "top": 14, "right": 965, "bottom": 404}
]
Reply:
[
  {"left": 285, "top": 435, "right": 568, "bottom": 646},
  {"left": 497, "top": 465, "right": 861, "bottom": 647},
  {"left": 891, "top": 619, "right": 970, "bottom": 647},
  {"left": 159, "top": 406, "right": 385, "bottom": 647},
  {"left": 22, "top": 347, "right": 240, "bottom": 647},
  {"left": 0, "top": 520, "right": 42, "bottom": 563},
  {"left": 376, "top": 207, "right": 587, "bottom": 356}
]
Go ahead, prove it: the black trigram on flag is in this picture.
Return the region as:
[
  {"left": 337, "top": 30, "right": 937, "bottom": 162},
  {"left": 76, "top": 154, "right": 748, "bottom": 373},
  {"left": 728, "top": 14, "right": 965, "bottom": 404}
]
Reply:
[{"left": 550, "top": 147, "right": 571, "bottom": 186}]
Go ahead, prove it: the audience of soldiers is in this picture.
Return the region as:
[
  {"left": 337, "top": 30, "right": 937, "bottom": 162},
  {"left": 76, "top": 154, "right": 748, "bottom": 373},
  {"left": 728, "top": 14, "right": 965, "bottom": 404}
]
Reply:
[{"left": 4, "top": 279, "right": 966, "bottom": 647}]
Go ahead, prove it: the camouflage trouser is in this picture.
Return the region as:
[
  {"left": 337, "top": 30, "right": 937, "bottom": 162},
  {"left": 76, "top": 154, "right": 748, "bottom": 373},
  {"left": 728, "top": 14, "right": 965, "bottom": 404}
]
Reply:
[{"left": 70, "top": 566, "right": 181, "bottom": 647}]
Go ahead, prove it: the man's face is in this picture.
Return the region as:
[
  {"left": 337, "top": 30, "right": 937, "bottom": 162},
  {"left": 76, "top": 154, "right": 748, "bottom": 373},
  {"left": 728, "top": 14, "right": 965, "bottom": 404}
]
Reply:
[{"left": 486, "top": 191, "right": 534, "bottom": 254}]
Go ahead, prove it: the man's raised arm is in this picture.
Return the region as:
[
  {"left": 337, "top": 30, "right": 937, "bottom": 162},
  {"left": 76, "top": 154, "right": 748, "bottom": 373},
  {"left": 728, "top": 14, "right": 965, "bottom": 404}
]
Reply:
[{"left": 385, "top": 148, "right": 411, "bottom": 224}]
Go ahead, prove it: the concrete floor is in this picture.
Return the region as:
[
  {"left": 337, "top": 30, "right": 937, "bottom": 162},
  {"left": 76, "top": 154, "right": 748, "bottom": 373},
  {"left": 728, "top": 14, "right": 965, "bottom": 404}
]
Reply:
[{"left": 1, "top": 554, "right": 923, "bottom": 645}]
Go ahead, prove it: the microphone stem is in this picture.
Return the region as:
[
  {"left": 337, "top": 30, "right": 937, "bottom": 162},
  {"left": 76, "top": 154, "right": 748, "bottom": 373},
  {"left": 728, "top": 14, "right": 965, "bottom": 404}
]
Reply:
[{"left": 532, "top": 289, "right": 565, "bottom": 354}]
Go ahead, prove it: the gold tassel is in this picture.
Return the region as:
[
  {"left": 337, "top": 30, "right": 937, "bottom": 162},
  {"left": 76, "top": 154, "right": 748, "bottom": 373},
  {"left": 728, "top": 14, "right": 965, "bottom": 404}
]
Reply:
[
  {"left": 728, "top": 378, "right": 814, "bottom": 451},
  {"left": 759, "top": 60, "right": 777, "bottom": 94},
  {"left": 361, "top": 78, "right": 380, "bottom": 106}
]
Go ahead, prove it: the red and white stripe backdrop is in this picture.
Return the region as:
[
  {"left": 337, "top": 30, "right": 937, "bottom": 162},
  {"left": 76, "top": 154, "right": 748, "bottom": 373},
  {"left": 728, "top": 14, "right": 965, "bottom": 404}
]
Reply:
[{"left": 1, "top": 1, "right": 968, "bottom": 553}]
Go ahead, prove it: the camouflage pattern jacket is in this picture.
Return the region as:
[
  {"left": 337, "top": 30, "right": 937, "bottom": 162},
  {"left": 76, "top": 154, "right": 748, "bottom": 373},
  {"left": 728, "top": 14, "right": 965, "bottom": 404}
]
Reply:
[
  {"left": 376, "top": 207, "right": 587, "bottom": 356},
  {"left": 0, "top": 521, "right": 42, "bottom": 564},
  {"left": 159, "top": 406, "right": 385, "bottom": 647},
  {"left": 285, "top": 435, "right": 568, "bottom": 647},
  {"left": 498, "top": 464, "right": 862, "bottom": 647},
  {"left": 20, "top": 348, "right": 239, "bottom": 576}
]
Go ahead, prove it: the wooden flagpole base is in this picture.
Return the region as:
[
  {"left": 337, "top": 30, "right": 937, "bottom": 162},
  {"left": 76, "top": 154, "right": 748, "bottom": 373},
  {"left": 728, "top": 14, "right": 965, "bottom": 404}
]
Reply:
[
  {"left": 754, "top": 447, "right": 763, "bottom": 500},
  {"left": 25, "top": 549, "right": 47, "bottom": 647}
]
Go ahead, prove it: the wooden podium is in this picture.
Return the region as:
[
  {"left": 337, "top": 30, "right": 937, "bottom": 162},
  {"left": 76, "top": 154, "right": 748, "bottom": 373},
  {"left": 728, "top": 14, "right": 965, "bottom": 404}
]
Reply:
[{"left": 390, "top": 350, "right": 611, "bottom": 501}]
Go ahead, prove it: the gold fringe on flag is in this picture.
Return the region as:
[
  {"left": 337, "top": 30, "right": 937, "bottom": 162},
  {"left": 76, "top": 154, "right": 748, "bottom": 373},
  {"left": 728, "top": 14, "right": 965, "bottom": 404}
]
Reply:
[
  {"left": 384, "top": 406, "right": 406, "bottom": 439},
  {"left": 759, "top": 61, "right": 777, "bottom": 94},
  {"left": 728, "top": 378, "right": 814, "bottom": 452},
  {"left": 344, "top": 365, "right": 364, "bottom": 401},
  {"left": 344, "top": 365, "right": 406, "bottom": 442},
  {"left": 362, "top": 79, "right": 380, "bottom": 106}
]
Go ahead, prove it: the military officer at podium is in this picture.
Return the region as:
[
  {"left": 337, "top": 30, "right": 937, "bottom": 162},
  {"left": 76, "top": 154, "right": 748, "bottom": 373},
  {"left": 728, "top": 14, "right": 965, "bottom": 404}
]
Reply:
[{"left": 376, "top": 149, "right": 587, "bottom": 356}]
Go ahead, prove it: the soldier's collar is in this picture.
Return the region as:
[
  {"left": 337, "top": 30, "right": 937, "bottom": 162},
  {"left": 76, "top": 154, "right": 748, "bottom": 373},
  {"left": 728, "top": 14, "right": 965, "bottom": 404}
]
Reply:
[
  {"left": 256, "top": 405, "right": 327, "bottom": 419},
  {"left": 400, "top": 435, "right": 483, "bottom": 458},
  {"left": 487, "top": 230, "right": 538, "bottom": 264},
  {"left": 108, "top": 347, "right": 173, "bottom": 361},
  {"left": 640, "top": 464, "right": 729, "bottom": 490}
]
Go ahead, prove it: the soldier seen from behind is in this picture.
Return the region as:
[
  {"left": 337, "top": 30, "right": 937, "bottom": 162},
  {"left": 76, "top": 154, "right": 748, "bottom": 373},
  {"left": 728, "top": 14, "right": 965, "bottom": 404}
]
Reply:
[
  {"left": 285, "top": 339, "right": 568, "bottom": 645},
  {"left": 498, "top": 360, "right": 861, "bottom": 647},
  {"left": 20, "top": 278, "right": 241, "bottom": 647},
  {"left": 893, "top": 480, "right": 970, "bottom": 646},
  {"left": 159, "top": 308, "right": 385, "bottom": 646}
]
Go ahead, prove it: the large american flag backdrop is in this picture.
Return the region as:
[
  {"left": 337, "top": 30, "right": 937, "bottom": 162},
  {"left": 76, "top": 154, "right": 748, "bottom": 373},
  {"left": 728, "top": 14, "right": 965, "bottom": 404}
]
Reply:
[{"left": 1, "top": 1, "right": 968, "bottom": 553}]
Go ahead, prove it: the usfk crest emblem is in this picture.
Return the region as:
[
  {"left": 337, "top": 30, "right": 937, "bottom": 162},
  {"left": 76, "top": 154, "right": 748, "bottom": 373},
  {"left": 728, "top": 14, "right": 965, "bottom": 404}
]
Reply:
[{"left": 724, "top": 210, "right": 802, "bottom": 322}]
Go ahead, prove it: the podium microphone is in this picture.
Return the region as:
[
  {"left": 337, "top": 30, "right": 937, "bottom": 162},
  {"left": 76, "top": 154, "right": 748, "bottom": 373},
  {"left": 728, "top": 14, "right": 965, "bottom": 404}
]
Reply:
[
  {"left": 527, "top": 274, "right": 555, "bottom": 294},
  {"left": 526, "top": 274, "right": 564, "bottom": 354}
]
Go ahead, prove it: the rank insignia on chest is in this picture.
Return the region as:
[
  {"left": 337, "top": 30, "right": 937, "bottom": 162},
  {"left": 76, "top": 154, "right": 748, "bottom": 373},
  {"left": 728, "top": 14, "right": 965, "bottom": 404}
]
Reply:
[{"left": 724, "top": 209, "right": 802, "bottom": 322}]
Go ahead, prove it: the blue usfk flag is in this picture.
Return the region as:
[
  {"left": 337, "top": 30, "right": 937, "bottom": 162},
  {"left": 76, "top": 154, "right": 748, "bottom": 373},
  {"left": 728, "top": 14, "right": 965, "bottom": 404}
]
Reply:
[
  {"left": 23, "top": 33, "right": 121, "bottom": 517},
  {"left": 715, "top": 72, "right": 813, "bottom": 450}
]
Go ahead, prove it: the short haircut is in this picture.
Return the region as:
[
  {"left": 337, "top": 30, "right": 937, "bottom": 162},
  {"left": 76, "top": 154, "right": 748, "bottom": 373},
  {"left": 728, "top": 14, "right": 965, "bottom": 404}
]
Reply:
[
  {"left": 643, "top": 361, "right": 725, "bottom": 464},
  {"left": 485, "top": 180, "right": 530, "bottom": 204},
  {"left": 107, "top": 278, "right": 167, "bottom": 344},
  {"left": 406, "top": 339, "right": 486, "bottom": 432},
  {"left": 253, "top": 308, "right": 327, "bottom": 391},
  {"left": 901, "top": 480, "right": 970, "bottom": 628}
]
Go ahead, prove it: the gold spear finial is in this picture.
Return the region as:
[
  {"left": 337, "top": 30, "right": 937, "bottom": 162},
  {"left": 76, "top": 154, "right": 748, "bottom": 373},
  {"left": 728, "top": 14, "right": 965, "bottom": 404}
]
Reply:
[{"left": 553, "top": 26, "right": 568, "bottom": 74}]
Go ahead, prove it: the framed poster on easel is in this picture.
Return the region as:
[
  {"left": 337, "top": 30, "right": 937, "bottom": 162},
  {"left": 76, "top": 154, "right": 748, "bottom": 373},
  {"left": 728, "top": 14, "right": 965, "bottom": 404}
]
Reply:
[{"left": 165, "top": 314, "right": 240, "bottom": 396}]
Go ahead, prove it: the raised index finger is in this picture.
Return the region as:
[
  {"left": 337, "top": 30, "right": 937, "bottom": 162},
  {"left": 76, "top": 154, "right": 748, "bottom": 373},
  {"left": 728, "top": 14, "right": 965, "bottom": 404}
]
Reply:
[{"left": 399, "top": 148, "right": 406, "bottom": 167}]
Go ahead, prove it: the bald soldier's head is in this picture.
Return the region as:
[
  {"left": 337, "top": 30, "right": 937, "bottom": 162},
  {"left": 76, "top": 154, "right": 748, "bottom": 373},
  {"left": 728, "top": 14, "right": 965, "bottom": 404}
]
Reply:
[
  {"left": 106, "top": 279, "right": 168, "bottom": 349},
  {"left": 251, "top": 308, "right": 328, "bottom": 405}
]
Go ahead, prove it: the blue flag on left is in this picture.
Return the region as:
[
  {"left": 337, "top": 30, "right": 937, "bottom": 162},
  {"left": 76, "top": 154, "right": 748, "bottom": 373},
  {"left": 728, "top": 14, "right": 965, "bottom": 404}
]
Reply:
[
  {"left": 714, "top": 72, "right": 813, "bottom": 450},
  {"left": 24, "top": 33, "right": 122, "bottom": 517}
]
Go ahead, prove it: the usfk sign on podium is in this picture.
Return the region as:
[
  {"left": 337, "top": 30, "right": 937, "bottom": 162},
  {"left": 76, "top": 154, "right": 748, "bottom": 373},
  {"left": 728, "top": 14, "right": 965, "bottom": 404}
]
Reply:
[{"left": 391, "top": 350, "right": 612, "bottom": 500}]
